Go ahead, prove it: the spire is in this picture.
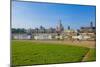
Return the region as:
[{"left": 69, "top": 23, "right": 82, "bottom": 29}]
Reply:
[{"left": 56, "top": 19, "right": 64, "bottom": 33}]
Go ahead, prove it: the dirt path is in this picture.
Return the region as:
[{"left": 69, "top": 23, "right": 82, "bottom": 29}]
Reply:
[
  {"left": 32, "top": 40, "right": 96, "bottom": 48},
  {"left": 82, "top": 50, "right": 90, "bottom": 61}
]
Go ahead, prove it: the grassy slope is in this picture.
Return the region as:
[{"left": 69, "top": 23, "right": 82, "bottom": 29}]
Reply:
[{"left": 12, "top": 40, "right": 90, "bottom": 66}]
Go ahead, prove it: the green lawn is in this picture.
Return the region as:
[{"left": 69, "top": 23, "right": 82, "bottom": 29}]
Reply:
[{"left": 11, "top": 40, "right": 95, "bottom": 66}]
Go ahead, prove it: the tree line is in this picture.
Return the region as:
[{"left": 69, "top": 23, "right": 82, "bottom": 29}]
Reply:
[{"left": 12, "top": 28, "right": 27, "bottom": 34}]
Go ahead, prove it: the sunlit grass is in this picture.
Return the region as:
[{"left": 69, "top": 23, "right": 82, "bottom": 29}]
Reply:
[{"left": 12, "top": 40, "right": 94, "bottom": 66}]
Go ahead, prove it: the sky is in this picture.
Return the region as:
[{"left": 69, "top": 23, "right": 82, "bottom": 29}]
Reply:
[{"left": 12, "top": 1, "right": 96, "bottom": 30}]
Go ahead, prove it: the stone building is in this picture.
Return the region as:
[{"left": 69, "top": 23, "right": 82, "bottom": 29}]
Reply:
[
  {"left": 78, "top": 22, "right": 96, "bottom": 40},
  {"left": 12, "top": 34, "right": 32, "bottom": 40}
]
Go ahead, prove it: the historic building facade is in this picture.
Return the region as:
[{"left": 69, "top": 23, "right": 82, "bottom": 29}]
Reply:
[
  {"left": 78, "top": 22, "right": 96, "bottom": 40},
  {"left": 12, "top": 20, "right": 96, "bottom": 40}
]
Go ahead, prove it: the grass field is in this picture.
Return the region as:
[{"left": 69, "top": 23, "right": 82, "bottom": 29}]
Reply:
[{"left": 11, "top": 40, "right": 96, "bottom": 66}]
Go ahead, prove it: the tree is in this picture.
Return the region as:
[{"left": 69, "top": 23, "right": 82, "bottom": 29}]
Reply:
[{"left": 12, "top": 28, "right": 26, "bottom": 34}]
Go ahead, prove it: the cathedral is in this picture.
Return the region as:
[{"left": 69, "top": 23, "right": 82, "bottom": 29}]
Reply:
[{"left": 30, "top": 19, "right": 64, "bottom": 40}]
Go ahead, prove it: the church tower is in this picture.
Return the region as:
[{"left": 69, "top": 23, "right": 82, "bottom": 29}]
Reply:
[{"left": 56, "top": 19, "right": 64, "bottom": 33}]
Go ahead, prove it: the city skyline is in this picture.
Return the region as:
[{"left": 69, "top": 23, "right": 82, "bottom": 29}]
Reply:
[{"left": 12, "top": 1, "right": 96, "bottom": 30}]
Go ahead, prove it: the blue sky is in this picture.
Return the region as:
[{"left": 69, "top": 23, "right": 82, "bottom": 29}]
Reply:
[{"left": 12, "top": 1, "right": 96, "bottom": 30}]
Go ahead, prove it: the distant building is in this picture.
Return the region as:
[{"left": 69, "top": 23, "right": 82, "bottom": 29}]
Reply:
[
  {"left": 28, "top": 19, "right": 64, "bottom": 40},
  {"left": 56, "top": 19, "right": 64, "bottom": 33},
  {"left": 64, "top": 26, "right": 77, "bottom": 40},
  {"left": 33, "top": 33, "right": 56, "bottom": 40},
  {"left": 12, "top": 34, "right": 32, "bottom": 40},
  {"left": 12, "top": 20, "right": 95, "bottom": 41},
  {"left": 78, "top": 22, "right": 96, "bottom": 40}
]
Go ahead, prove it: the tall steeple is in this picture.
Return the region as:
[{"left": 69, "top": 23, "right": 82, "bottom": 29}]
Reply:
[{"left": 56, "top": 19, "right": 64, "bottom": 33}]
